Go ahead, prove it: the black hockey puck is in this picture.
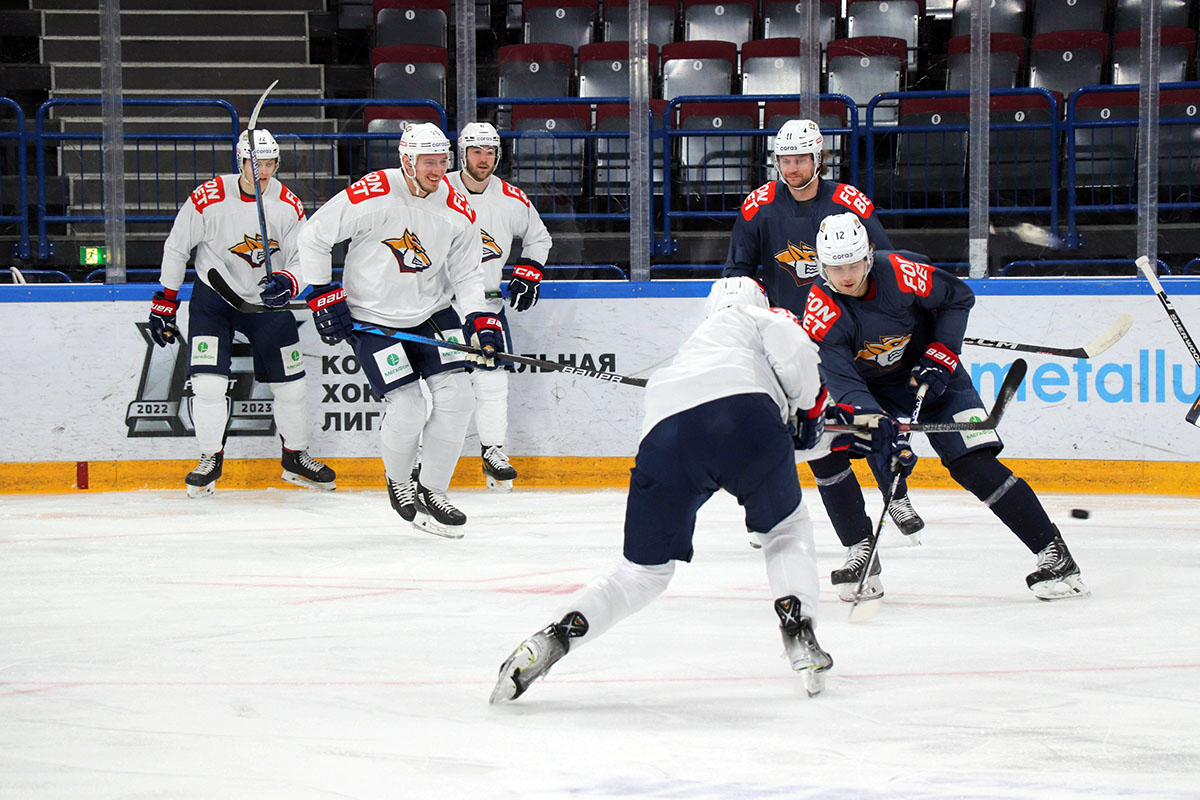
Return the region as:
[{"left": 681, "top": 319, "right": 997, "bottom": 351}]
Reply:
[{"left": 1070, "top": 508, "right": 1091, "bottom": 520}]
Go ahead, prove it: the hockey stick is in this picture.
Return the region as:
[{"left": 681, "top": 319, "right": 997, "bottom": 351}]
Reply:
[
  {"left": 827, "top": 359, "right": 1027, "bottom": 435},
  {"left": 206, "top": 268, "right": 306, "bottom": 313},
  {"left": 351, "top": 323, "right": 649, "bottom": 387},
  {"left": 848, "top": 385, "right": 929, "bottom": 623},
  {"left": 1136, "top": 256, "right": 1200, "bottom": 426},
  {"left": 963, "top": 314, "right": 1132, "bottom": 359},
  {"left": 245, "top": 80, "right": 279, "bottom": 277}
]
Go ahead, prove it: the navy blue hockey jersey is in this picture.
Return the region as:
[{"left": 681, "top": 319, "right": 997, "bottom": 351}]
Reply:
[
  {"left": 800, "top": 250, "right": 974, "bottom": 411},
  {"left": 723, "top": 179, "right": 893, "bottom": 315}
]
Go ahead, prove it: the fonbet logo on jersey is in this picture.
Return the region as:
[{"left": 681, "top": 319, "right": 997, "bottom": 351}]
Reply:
[
  {"left": 228, "top": 234, "right": 281, "bottom": 267},
  {"left": 382, "top": 230, "right": 433, "bottom": 273},
  {"left": 126, "top": 323, "right": 280, "bottom": 438}
]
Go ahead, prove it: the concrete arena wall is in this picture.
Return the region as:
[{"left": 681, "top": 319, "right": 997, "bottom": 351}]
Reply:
[{"left": 0, "top": 279, "right": 1197, "bottom": 495}]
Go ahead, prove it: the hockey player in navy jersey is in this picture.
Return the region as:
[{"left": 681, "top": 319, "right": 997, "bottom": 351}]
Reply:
[
  {"left": 803, "top": 213, "right": 1089, "bottom": 602},
  {"left": 447, "top": 122, "right": 553, "bottom": 491},
  {"left": 489, "top": 277, "right": 918, "bottom": 703},
  {"left": 148, "top": 128, "right": 335, "bottom": 498},
  {"left": 723, "top": 118, "right": 925, "bottom": 541}
]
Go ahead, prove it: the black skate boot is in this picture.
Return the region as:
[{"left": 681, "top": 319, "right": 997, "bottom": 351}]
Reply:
[
  {"left": 281, "top": 447, "right": 336, "bottom": 490},
  {"left": 413, "top": 483, "right": 467, "bottom": 539},
  {"left": 774, "top": 596, "right": 833, "bottom": 697},
  {"left": 490, "top": 611, "right": 589, "bottom": 703},
  {"left": 387, "top": 476, "right": 417, "bottom": 522},
  {"left": 830, "top": 537, "right": 883, "bottom": 602},
  {"left": 481, "top": 444, "right": 517, "bottom": 491},
  {"left": 185, "top": 451, "right": 224, "bottom": 498},
  {"left": 1026, "top": 530, "right": 1090, "bottom": 600},
  {"left": 887, "top": 493, "right": 925, "bottom": 540}
]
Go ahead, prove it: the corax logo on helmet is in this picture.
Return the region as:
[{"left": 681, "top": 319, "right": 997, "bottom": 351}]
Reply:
[{"left": 237, "top": 129, "right": 280, "bottom": 163}]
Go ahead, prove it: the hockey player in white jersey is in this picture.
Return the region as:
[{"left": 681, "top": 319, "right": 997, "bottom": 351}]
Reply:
[
  {"left": 446, "top": 122, "right": 553, "bottom": 490},
  {"left": 147, "top": 128, "right": 336, "bottom": 498},
  {"left": 298, "top": 122, "right": 503, "bottom": 538},
  {"left": 491, "top": 277, "right": 867, "bottom": 703}
]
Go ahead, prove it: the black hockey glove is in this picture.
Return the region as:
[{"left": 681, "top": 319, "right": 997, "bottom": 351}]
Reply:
[
  {"left": 258, "top": 270, "right": 299, "bottom": 309},
  {"left": 148, "top": 290, "right": 181, "bottom": 347},
  {"left": 507, "top": 261, "right": 544, "bottom": 312},
  {"left": 909, "top": 342, "right": 958, "bottom": 400},
  {"left": 307, "top": 283, "right": 352, "bottom": 344},
  {"left": 464, "top": 311, "right": 504, "bottom": 369}
]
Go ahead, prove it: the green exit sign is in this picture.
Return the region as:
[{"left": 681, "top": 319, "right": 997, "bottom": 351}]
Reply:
[{"left": 80, "top": 246, "right": 107, "bottom": 266}]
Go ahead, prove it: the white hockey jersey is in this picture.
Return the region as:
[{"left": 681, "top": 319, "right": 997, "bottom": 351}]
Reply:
[
  {"left": 299, "top": 170, "right": 487, "bottom": 328},
  {"left": 445, "top": 171, "right": 552, "bottom": 313},
  {"left": 641, "top": 305, "right": 825, "bottom": 439},
  {"left": 160, "top": 174, "right": 306, "bottom": 300}
]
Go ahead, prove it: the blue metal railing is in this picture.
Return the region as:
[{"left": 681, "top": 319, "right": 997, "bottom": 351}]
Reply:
[
  {"left": 0, "top": 98, "right": 29, "bottom": 260},
  {"left": 35, "top": 98, "right": 240, "bottom": 259}
]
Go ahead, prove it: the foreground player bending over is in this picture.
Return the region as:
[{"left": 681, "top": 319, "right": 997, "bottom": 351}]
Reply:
[
  {"left": 490, "top": 277, "right": 913, "bottom": 703},
  {"left": 803, "top": 213, "right": 1089, "bottom": 602},
  {"left": 149, "top": 128, "right": 335, "bottom": 497}
]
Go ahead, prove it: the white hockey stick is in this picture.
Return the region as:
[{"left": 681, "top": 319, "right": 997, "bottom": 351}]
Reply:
[
  {"left": 964, "top": 314, "right": 1132, "bottom": 359},
  {"left": 246, "top": 80, "right": 279, "bottom": 276},
  {"left": 1136, "top": 256, "right": 1200, "bottom": 426}
]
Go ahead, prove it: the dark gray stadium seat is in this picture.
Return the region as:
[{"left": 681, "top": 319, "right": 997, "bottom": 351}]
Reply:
[
  {"left": 826, "top": 36, "right": 907, "bottom": 124},
  {"left": 1071, "top": 89, "right": 1137, "bottom": 196},
  {"left": 1159, "top": 88, "right": 1200, "bottom": 201},
  {"left": 1031, "top": 0, "right": 1107, "bottom": 36},
  {"left": 763, "top": 0, "right": 839, "bottom": 46},
  {"left": 990, "top": 93, "right": 1059, "bottom": 205},
  {"left": 892, "top": 96, "right": 968, "bottom": 206},
  {"left": 1114, "top": 0, "right": 1191, "bottom": 32},
  {"left": 1112, "top": 27, "right": 1193, "bottom": 85},
  {"left": 602, "top": 0, "right": 678, "bottom": 49},
  {"left": 847, "top": 0, "right": 922, "bottom": 69},
  {"left": 375, "top": 0, "right": 448, "bottom": 48},
  {"left": 510, "top": 104, "right": 590, "bottom": 201},
  {"left": 578, "top": 41, "right": 658, "bottom": 98},
  {"left": 372, "top": 44, "right": 448, "bottom": 108},
  {"left": 682, "top": 0, "right": 756, "bottom": 48},
  {"left": 1029, "top": 31, "right": 1108, "bottom": 102},
  {"left": 951, "top": 0, "right": 1026, "bottom": 38},
  {"left": 523, "top": 0, "right": 597, "bottom": 50},
  {"left": 497, "top": 43, "right": 574, "bottom": 98},
  {"left": 741, "top": 38, "right": 806, "bottom": 96},
  {"left": 677, "top": 101, "right": 759, "bottom": 203},
  {"left": 946, "top": 33, "right": 1026, "bottom": 90},
  {"left": 661, "top": 40, "right": 738, "bottom": 101},
  {"left": 593, "top": 99, "right": 668, "bottom": 201}
]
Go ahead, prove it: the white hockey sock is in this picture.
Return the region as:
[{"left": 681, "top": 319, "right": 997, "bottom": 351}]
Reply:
[
  {"left": 418, "top": 371, "right": 475, "bottom": 491},
  {"left": 269, "top": 378, "right": 308, "bottom": 451},
  {"left": 380, "top": 383, "right": 425, "bottom": 481},
  {"left": 751, "top": 502, "right": 822, "bottom": 625},
  {"left": 189, "top": 373, "right": 230, "bottom": 455},
  {"left": 471, "top": 368, "right": 509, "bottom": 447},
  {"left": 556, "top": 557, "right": 675, "bottom": 648}
]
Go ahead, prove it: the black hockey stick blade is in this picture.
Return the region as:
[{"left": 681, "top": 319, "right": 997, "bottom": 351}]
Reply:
[
  {"left": 963, "top": 314, "right": 1132, "bottom": 359},
  {"left": 826, "top": 359, "right": 1028, "bottom": 435},
  {"left": 245, "top": 80, "right": 279, "bottom": 277},
  {"left": 206, "top": 269, "right": 305, "bottom": 314},
  {"left": 352, "top": 323, "right": 649, "bottom": 387},
  {"left": 1137, "top": 256, "right": 1200, "bottom": 428}
]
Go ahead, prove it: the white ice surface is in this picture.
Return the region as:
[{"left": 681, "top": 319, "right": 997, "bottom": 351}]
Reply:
[{"left": 1, "top": 487, "right": 1198, "bottom": 799}]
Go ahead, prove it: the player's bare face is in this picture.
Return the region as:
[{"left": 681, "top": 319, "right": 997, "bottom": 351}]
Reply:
[
  {"left": 463, "top": 146, "right": 497, "bottom": 183},
  {"left": 824, "top": 259, "right": 870, "bottom": 297},
  {"left": 778, "top": 154, "right": 815, "bottom": 190},
  {"left": 239, "top": 157, "right": 277, "bottom": 192},
  {"left": 411, "top": 153, "right": 449, "bottom": 194}
]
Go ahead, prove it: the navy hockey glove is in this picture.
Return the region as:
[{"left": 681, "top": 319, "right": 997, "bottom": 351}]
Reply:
[
  {"left": 790, "top": 387, "right": 829, "bottom": 452},
  {"left": 307, "top": 283, "right": 352, "bottom": 344},
  {"left": 258, "top": 270, "right": 299, "bottom": 309},
  {"left": 869, "top": 415, "right": 918, "bottom": 478},
  {"left": 148, "top": 290, "right": 181, "bottom": 347},
  {"left": 909, "top": 342, "right": 958, "bottom": 400},
  {"left": 827, "top": 405, "right": 916, "bottom": 475},
  {"left": 464, "top": 311, "right": 504, "bottom": 370},
  {"left": 507, "top": 261, "right": 543, "bottom": 312}
]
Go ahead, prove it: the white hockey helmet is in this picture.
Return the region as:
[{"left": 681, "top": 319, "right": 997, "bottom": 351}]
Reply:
[
  {"left": 704, "top": 276, "right": 770, "bottom": 317},
  {"left": 815, "top": 213, "right": 873, "bottom": 286},
  {"left": 458, "top": 121, "right": 501, "bottom": 164},
  {"left": 398, "top": 122, "right": 451, "bottom": 164},
  {"left": 773, "top": 118, "right": 823, "bottom": 175},
  {"left": 237, "top": 128, "right": 280, "bottom": 162}
]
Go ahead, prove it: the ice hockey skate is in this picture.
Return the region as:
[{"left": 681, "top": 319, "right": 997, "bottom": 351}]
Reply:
[
  {"left": 831, "top": 537, "right": 883, "bottom": 602},
  {"left": 774, "top": 596, "right": 833, "bottom": 697},
  {"left": 1026, "top": 531, "right": 1090, "bottom": 600},
  {"left": 490, "top": 611, "right": 588, "bottom": 703},
  {"left": 280, "top": 447, "right": 336, "bottom": 491},
  {"left": 412, "top": 484, "right": 467, "bottom": 539},
  {"left": 887, "top": 494, "right": 924, "bottom": 542},
  {"left": 481, "top": 444, "right": 517, "bottom": 491},
  {"left": 387, "top": 476, "right": 417, "bottom": 522},
  {"left": 185, "top": 451, "right": 224, "bottom": 498}
]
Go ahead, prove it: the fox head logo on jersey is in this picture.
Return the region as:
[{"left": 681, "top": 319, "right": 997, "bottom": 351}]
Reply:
[
  {"left": 383, "top": 230, "right": 433, "bottom": 273},
  {"left": 480, "top": 229, "right": 504, "bottom": 263},
  {"left": 228, "top": 234, "right": 280, "bottom": 267},
  {"left": 774, "top": 240, "right": 819, "bottom": 286},
  {"left": 856, "top": 333, "right": 914, "bottom": 368}
]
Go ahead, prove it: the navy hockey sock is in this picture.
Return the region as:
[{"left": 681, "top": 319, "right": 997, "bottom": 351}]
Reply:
[
  {"left": 945, "top": 451, "right": 1056, "bottom": 553},
  {"left": 810, "top": 452, "right": 873, "bottom": 547}
]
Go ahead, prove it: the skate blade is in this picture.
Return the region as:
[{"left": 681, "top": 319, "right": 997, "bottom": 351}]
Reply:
[
  {"left": 281, "top": 471, "right": 337, "bottom": 491},
  {"left": 485, "top": 475, "right": 514, "bottom": 492},
  {"left": 1031, "top": 574, "right": 1091, "bottom": 601},
  {"left": 186, "top": 483, "right": 215, "bottom": 499},
  {"left": 848, "top": 597, "right": 882, "bottom": 623},
  {"left": 489, "top": 646, "right": 535, "bottom": 704},
  {"left": 835, "top": 576, "right": 883, "bottom": 603},
  {"left": 412, "top": 514, "right": 465, "bottom": 540},
  {"left": 803, "top": 667, "right": 828, "bottom": 697}
]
